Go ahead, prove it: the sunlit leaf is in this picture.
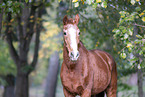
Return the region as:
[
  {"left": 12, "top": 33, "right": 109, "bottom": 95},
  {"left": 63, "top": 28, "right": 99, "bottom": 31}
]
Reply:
[
  {"left": 74, "top": 2, "right": 79, "bottom": 7},
  {"left": 95, "top": 42, "right": 99, "bottom": 47},
  {"left": 92, "top": 3, "right": 98, "bottom": 8},
  {"left": 141, "top": 47, "right": 145, "bottom": 51},
  {"left": 81, "top": 0, "right": 85, "bottom": 4},
  {"left": 129, "top": 29, "right": 133, "bottom": 36},
  {"left": 30, "top": 15, "right": 34, "bottom": 19},
  {"left": 134, "top": 39, "right": 141, "bottom": 44},
  {"left": 120, "top": 52, "right": 126, "bottom": 59},
  {"left": 138, "top": 64, "right": 141, "bottom": 69},
  {"left": 30, "top": 20, "right": 34, "bottom": 22},
  {"left": 25, "top": 0, "right": 29, "bottom": 3},
  {"left": 139, "top": 12, "right": 144, "bottom": 17},
  {"left": 136, "top": 34, "right": 142, "bottom": 38},
  {"left": 86, "top": 0, "right": 93, "bottom": 5},
  {"left": 10, "top": 19, "right": 14, "bottom": 22},
  {"left": 101, "top": 1, "right": 107, "bottom": 8},
  {"left": 130, "top": 0, "right": 136, "bottom": 5},
  {"left": 96, "top": 0, "right": 102, "bottom": 3},
  {"left": 135, "top": 7, "right": 141, "bottom": 11},
  {"left": 126, "top": 43, "right": 133, "bottom": 48},
  {"left": 21, "top": 22, "right": 24, "bottom": 25},
  {"left": 128, "top": 47, "right": 132, "bottom": 52},
  {"left": 124, "top": 33, "right": 129, "bottom": 39},
  {"left": 142, "top": 17, "right": 145, "bottom": 22},
  {"left": 139, "top": 50, "right": 143, "bottom": 55},
  {"left": 72, "top": 0, "right": 78, "bottom": 2}
]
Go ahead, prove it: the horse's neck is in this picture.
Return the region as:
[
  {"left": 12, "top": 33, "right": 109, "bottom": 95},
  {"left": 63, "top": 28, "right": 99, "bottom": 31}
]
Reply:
[{"left": 63, "top": 41, "right": 88, "bottom": 70}]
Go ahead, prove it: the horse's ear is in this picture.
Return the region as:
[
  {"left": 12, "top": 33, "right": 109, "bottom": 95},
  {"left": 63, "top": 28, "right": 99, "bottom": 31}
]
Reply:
[
  {"left": 63, "top": 15, "right": 68, "bottom": 25},
  {"left": 75, "top": 14, "right": 79, "bottom": 25}
]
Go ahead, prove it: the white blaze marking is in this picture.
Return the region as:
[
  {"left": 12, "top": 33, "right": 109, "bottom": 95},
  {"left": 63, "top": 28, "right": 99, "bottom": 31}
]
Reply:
[{"left": 68, "top": 25, "right": 78, "bottom": 58}]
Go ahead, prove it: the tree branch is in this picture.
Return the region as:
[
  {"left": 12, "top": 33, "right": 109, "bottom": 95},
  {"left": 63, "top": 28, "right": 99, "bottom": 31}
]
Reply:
[
  {"left": 134, "top": 23, "right": 145, "bottom": 28},
  {"left": 17, "top": 14, "right": 23, "bottom": 43},
  {"left": 24, "top": 3, "right": 42, "bottom": 52},
  {"left": 96, "top": 8, "right": 110, "bottom": 35},
  {"left": 28, "top": 5, "right": 43, "bottom": 74},
  {"left": 5, "top": 13, "right": 19, "bottom": 65}
]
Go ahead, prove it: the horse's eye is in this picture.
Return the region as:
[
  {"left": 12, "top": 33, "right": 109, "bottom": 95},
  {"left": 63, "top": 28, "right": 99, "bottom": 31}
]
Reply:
[
  {"left": 64, "top": 32, "right": 66, "bottom": 35},
  {"left": 78, "top": 32, "right": 80, "bottom": 35}
]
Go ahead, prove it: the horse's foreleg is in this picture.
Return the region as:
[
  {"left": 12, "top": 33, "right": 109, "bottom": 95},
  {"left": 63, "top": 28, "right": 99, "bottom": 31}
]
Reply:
[
  {"left": 63, "top": 88, "right": 75, "bottom": 97},
  {"left": 81, "top": 89, "right": 91, "bottom": 97},
  {"left": 81, "top": 68, "right": 94, "bottom": 97},
  {"left": 106, "top": 63, "right": 117, "bottom": 97}
]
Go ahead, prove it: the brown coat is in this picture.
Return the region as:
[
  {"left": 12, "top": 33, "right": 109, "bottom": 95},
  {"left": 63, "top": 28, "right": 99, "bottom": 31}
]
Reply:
[{"left": 60, "top": 41, "right": 117, "bottom": 97}]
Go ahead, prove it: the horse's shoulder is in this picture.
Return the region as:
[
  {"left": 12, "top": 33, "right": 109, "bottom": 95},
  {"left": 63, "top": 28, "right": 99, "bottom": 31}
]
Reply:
[
  {"left": 88, "top": 49, "right": 115, "bottom": 69},
  {"left": 89, "top": 49, "right": 112, "bottom": 58}
]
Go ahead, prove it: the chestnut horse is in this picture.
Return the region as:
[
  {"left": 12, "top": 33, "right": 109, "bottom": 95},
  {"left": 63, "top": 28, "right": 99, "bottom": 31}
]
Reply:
[{"left": 60, "top": 14, "right": 117, "bottom": 97}]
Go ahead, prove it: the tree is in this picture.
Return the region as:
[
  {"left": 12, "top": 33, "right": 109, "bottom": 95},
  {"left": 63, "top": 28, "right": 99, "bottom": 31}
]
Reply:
[
  {"left": 0, "top": 1, "right": 49, "bottom": 97},
  {"left": 0, "top": 39, "right": 16, "bottom": 97},
  {"left": 44, "top": 51, "right": 60, "bottom": 97},
  {"left": 3, "top": 74, "right": 15, "bottom": 97},
  {"left": 61, "top": 0, "right": 144, "bottom": 96}
]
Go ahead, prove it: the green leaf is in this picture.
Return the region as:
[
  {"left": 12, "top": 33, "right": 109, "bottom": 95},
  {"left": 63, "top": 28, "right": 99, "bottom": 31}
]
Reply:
[
  {"left": 72, "top": 0, "right": 78, "bottom": 3},
  {"left": 128, "top": 29, "right": 133, "bottom": 36},
  {"left": 113, "top": 29, "right": 121, "bottom": 34},
  {"left": 96, "top": 0, "right": 102, "bottom": 3},
  {"left": 124, "top": 33, "right": 128, "bottom": 39},
  {"left": 136, "top": 34, "right": 142, "bottom": 38},
  {"left": 139, "top": 50, "right": 143, "bottom": 55},
  {"left": 130, "top": 0, "right": 136, "bottom": 5},
  {"left": 25, "top": 0, "right": 29, "bottom": 3},
  {"left": 142, "top": 17, "right": 145, "bottom": 22},
  {"left": 86, "top": 0, "right": 93, "bottom": 5},
  {"left": 92, "top": 3, "right": 98, "bottom": 8},
  {"left": 141, "top": 47, "right": 145, "bottom": 51},
  {"left": 101, "top": 1, "right": 107, "bottom": 8},
  {"left": 130, "top": 57, "right": 138, "bottom": 62},
  {"left": 120, "top": 52, "right": 126, "bottom": 59},
  {"left": 134, "top": 39, "right": 141, "bottom": 44},
  {"left": 74, "top": 2, "right": 79, "bottom": 7},
  {"left": 135, "top": 7, "right": 141, "bottom": 11},
  {"left": 128, "top": 47, "right": 132, "bottom": 53}
]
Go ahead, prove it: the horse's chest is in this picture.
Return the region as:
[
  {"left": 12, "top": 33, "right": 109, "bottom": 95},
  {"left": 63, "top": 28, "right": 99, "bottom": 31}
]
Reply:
[{"left": 62, "top": 72, "right": 84, "bottom": 94}]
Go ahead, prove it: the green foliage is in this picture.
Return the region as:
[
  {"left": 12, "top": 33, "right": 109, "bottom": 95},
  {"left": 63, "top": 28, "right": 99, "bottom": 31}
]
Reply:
[
  {"left": 118, "top": 83, "right": 132, "bottom": 91},
  {"left": 113, "top": 8, "right": 145, "bottom": 68},
  {"left": 0, "top": 40, "right": 16, "bottom": 76},
  {"left": 0, "top": 39, "right": 16, "bottom": 85},
  {"left": 73, "top": 0, "right": 108, "bottom": 8},
  {"left": 0, "top": 1, "right": 24, "bottom": 14}
]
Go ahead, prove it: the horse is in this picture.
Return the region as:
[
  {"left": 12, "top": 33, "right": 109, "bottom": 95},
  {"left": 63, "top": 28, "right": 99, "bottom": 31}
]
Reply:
[{"left": 60, "top": 14, "right": 117, "bottom": 97}]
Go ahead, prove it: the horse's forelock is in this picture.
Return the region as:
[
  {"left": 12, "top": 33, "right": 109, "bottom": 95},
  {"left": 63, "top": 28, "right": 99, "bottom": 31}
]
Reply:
[{"left": 67, "top": 18, "right": 75, "bottom": 24}]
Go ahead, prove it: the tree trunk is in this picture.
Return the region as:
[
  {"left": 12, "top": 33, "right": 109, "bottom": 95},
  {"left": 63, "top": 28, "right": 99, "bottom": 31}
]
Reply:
[
  {"left": 15, "top": 73, "right": 29, "bottom": 97},
  {"left": 137, "top": 68, "right": 143, "bottom": 97},
  {"left": 3, "top": 2, "right": 43, "bottom": 97},
  {"left": 3, "top": 74, "right": 15, "bottom": 97},
  {"left": 133, "top": 25, "right": 144, "bottom": 97},
  {"left": 44, "top": 51, "right": 60, "bottom": 97}
]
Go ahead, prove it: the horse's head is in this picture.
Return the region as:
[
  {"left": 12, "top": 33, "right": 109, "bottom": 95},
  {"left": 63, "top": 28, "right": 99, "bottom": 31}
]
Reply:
[{"left": 63, "top": 14, "right": 80, "bottom": 61}]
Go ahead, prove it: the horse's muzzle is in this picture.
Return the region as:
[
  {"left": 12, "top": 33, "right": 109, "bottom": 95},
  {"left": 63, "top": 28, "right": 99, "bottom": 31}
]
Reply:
[{"left": 69, "top": 51, "right": 79, "bottom": 61}]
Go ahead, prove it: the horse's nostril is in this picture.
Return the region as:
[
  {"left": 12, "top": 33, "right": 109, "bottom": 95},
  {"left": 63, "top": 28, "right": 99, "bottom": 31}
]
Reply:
[
  {"left": 76, "top": 52, "right": 79, "bottom": 57},
  {"left": 70, "top": 52, "right": 74, "bottom": 57}
]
